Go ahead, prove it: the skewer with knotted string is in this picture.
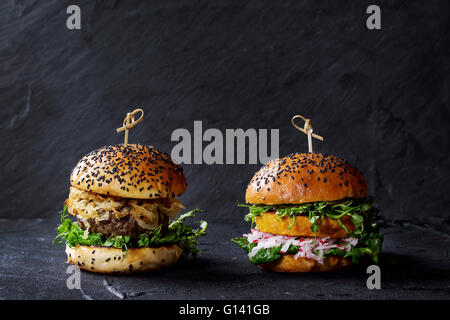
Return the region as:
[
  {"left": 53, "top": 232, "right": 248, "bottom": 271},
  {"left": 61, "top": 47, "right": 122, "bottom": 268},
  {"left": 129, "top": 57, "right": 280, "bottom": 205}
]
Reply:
[
  {"left": 116, "top": 108, "right": 144, "bottom": 147},
  {"left": 291, "top": 115, "right": 323, "bottom": 153}
]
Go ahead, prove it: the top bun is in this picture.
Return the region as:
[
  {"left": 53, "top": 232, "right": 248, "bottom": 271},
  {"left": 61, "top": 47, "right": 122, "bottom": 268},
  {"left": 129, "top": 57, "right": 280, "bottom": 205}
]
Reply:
[
  {"left": 70, "top": 144, "right": 186, "bottom": 199},
  {"left": 246, "top": 153, "right": 367, "bottom": 205}
]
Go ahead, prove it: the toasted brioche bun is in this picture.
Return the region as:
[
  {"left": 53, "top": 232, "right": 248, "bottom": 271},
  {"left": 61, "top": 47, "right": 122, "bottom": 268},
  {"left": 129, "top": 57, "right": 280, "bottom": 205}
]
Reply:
[
  {"left": 259, "top": 254, "right": 352, "bottom": 273},
  {"left": 70, "top": 144, "right": 186, "bottom": 199},
  {"left": 65, "top": 244, "right": 183, "bottom": 274},
  {"left": 255, "top": 212, "right": 354, "bottom": 238},
  {"left": 246, "top": 153, "right": 367, "bottom": 205}
]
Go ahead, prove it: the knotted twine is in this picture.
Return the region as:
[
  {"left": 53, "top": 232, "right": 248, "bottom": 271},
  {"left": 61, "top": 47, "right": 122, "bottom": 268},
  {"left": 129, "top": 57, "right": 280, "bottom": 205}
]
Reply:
[
  {"left": 291, "top": 115, "right": 323, "bottom": 153},
  {"left": 116, "top": 108, "right": 144, "bottom": 146}
]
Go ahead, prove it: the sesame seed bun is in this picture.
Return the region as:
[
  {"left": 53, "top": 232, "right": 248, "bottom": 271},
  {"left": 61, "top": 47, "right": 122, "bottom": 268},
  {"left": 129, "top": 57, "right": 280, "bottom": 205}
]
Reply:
[
  {"left": 246, "top": 153, "right": 367, "bottom": 205},
  {"left": 255, "top": 212, "right": 354, "bottom": 238},
  {"left": 70, "top": 144, "right": 186, "bottom": 199},
  {"left": 65, "top": 244, "right": 183, "bottom": 274},
  {"left": 259, "top": 254, "right": 352, "bottom": 273}
]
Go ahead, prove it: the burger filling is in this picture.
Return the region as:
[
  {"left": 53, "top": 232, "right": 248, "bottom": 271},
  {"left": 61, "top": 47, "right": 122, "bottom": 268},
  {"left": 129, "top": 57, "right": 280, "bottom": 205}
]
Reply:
[
  {"left": 54, "top": 187, "right": 207, "bottom": 257},
  {"left": 232, "top": 197, "right": 383, "bottom": 265},
  {"left": 66, "top": 187, "right": 184, "bottom": 234},
  {"left": 76, "top": 214, "right": 169, "bottom": 239}
]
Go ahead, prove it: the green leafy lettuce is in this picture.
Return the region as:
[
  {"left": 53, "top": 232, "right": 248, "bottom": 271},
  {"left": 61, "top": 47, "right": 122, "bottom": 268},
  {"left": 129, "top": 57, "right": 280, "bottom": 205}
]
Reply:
[
  {"left": 240, "top": 197, "right": 378, "bottom": 236},
  {"left": 232, "top": 197, "right": 383, "bottom": 264},
  {"left": 54, "top": 206, "right": 207, "bottom": 257}
]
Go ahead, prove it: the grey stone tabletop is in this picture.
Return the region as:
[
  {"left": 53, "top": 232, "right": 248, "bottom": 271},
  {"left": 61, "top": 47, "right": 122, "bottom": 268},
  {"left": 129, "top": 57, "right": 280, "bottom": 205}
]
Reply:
[{"left": 0, "top": 216, "right": 448, "bottom": 300}]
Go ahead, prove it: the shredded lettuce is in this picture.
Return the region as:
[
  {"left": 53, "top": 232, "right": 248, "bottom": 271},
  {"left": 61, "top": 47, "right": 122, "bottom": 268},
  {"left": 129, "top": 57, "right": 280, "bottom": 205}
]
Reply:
[{"left": 54, "top": 206, "right": 207, "bottom": 257}]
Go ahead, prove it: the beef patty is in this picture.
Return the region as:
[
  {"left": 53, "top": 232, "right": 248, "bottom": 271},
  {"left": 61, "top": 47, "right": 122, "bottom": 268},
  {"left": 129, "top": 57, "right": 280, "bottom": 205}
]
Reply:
[{"left": 77, "top": 213, "right": 169, "bottom": 238}]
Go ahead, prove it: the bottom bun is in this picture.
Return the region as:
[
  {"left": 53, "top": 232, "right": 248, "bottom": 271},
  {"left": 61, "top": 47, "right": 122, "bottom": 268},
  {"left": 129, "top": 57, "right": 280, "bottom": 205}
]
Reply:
[
  {"left": 66, "top": 244, "right": 183, "bottom": 274},
  {"left": 259, "top": 255, "right": 352, "bottom": 273}
]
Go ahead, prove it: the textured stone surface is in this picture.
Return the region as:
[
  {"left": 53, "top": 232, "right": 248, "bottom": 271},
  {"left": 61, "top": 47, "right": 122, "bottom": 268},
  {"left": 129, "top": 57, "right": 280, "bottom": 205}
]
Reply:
[
  {"left": 0, "top": 0, "right": 448, "bottom": 222},
  {"left": 0, "top": 218, "right": 449, "bottom": 299},
  {"left": 0, "top": 0, "right": 449, "bottom": 300}
]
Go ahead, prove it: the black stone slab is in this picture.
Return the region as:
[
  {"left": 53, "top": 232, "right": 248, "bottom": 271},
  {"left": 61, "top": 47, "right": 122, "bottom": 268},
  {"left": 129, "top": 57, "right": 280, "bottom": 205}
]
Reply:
[
  {"left": 0, "top": 217, "right": 448, "bottom": 300},
  {"left": 0, "top": 0, "right": 449, "bottom": 224}
]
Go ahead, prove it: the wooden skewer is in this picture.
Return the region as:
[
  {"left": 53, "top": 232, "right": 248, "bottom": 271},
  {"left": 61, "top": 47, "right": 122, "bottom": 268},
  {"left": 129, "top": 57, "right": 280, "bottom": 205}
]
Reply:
[
  {"left": 116, "top": 108, "right": 144, "bottom": 146},
  {"left": 291, "top": 114, "right": 323, "bottom": 153}
]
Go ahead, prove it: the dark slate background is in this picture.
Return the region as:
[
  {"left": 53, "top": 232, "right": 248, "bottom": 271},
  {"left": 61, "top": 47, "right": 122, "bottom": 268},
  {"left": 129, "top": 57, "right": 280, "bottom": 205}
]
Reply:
[{"left": 1, "top": 0, "right": 449, "bottom": 225}]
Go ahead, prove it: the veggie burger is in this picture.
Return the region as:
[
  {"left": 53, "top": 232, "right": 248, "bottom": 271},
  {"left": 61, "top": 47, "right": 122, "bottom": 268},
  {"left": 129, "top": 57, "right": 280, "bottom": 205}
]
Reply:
[
  {"left": 54, "top": 144, "right": 207, "bottom": 273},
  {"left": 232, "top": 153, "right": 383, "bottom": 272}
]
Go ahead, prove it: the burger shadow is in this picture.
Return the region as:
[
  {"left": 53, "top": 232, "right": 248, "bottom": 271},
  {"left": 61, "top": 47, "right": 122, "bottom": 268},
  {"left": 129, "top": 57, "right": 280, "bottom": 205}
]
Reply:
[
  {"left": 101, "top": 252, "right": 449, "bottom": 293},
  {"left": 376, "top": 252, "right": 450, "bottom": 283},
  {"left": 109, "top": 256, "right": 248, "bottom": 284},
  {"left": 249, "top": 252, "right": 449, "bottom": 283}
]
